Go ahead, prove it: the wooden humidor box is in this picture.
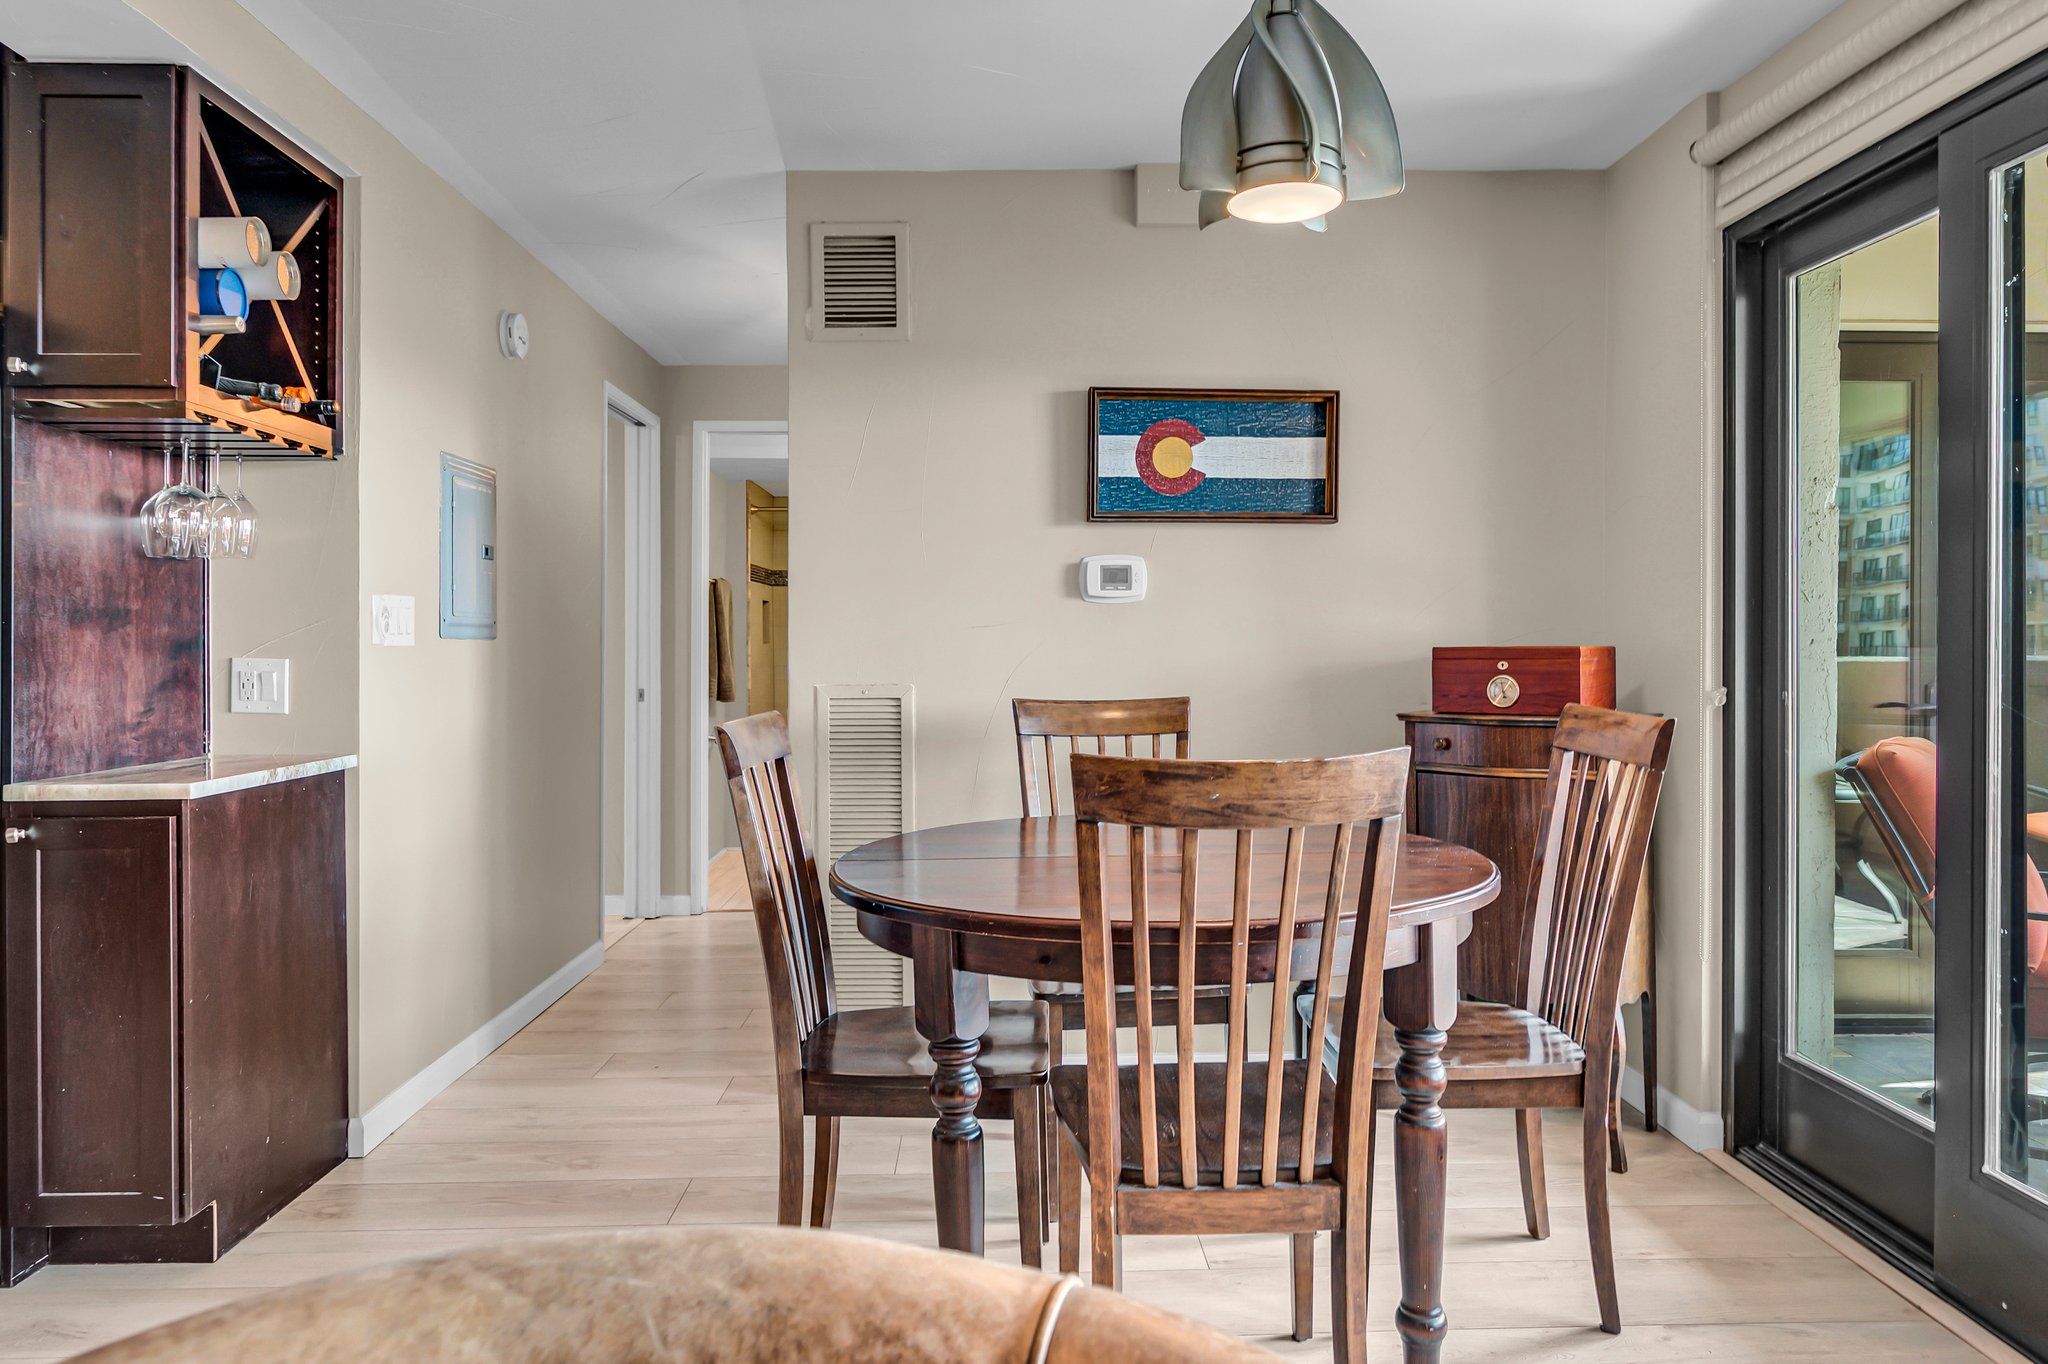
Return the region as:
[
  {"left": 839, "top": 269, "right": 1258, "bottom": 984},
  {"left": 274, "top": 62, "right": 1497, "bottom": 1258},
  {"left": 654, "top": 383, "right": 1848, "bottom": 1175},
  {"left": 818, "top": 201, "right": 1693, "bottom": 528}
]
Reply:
[{"left": 1431, "top": 646, "right": 1615, "bottom": 717}]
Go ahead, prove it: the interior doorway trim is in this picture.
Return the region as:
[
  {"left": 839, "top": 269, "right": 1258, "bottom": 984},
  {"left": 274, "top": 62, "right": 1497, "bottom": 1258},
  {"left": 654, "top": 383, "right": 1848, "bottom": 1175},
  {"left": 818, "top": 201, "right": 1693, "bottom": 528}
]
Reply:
[
  {"left": 605, "top": 382, "right": 673, "bottom": 919},
  {"left": 690, "top": 420, "right": 790, "bottom": 918}
]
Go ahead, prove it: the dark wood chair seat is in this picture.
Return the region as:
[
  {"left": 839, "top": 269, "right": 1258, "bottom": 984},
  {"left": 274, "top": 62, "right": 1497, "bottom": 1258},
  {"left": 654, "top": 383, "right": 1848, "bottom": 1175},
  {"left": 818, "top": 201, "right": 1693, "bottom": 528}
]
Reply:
[
  {"left": 1052, "top": 1060, "right": 1336, "bottom": 1184},
  {"left": 1371, "top": 1001, "right": 1586, "bottom": 1083},
  {"left": 805, "top": 1002, "right": 1051, "bottom": 1091}
]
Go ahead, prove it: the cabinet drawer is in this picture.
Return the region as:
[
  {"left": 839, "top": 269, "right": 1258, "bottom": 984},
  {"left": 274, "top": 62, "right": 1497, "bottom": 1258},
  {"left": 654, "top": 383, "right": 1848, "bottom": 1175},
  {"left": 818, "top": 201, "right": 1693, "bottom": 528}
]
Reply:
[{"left": 1406, "top": 720, "right": 1554, "bottom": 773}]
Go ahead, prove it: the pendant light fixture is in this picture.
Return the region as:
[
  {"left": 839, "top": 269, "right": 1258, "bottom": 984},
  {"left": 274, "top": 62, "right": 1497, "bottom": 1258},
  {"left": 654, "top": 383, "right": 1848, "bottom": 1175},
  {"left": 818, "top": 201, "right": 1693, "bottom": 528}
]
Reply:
[{"left": 1179, "top": 0, "right": 1403, "bottom": 232}]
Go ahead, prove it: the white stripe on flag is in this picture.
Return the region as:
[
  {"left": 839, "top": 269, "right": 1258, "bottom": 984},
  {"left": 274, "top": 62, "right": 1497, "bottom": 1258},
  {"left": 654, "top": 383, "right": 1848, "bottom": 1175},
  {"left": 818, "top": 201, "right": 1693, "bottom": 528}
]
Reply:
[{"left": 1095, "top": 435, "right": 1325, "bottom": 481}]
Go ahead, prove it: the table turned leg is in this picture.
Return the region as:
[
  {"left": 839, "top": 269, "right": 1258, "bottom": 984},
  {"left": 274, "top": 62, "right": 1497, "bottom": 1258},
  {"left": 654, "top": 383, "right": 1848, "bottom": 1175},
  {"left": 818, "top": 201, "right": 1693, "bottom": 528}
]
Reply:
[
  {"left": 911, "top": 926, "right": 991, "bottom": 1255},
  {"left": 1392, "top": 1024, "right": 1449, "bottom": 1360},
  {"left": 1385, "top": 918, "right": 1461, "bottom": 1363}
]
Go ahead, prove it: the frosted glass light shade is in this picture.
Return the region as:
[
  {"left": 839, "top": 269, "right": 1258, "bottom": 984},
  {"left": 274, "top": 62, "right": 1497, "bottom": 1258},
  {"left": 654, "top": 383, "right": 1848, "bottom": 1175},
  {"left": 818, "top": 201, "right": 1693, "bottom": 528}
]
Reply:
[{"left": 1227, "top": 179, "right": 1343, "bottom": 224}]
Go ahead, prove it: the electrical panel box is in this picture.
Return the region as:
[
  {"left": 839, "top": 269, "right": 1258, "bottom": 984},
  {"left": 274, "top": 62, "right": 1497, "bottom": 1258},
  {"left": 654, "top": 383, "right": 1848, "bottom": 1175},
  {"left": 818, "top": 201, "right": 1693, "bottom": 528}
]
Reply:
[{"left": 439, "top": 454, "right": 497, "bottom": 640}]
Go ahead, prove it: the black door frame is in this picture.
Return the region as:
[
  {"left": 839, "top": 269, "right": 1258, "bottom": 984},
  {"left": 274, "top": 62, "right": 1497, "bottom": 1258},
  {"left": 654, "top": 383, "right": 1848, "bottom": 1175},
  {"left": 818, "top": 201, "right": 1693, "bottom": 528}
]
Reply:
[{"left": 1725, "top": 46, "right": 2048, "bottom": 1357}]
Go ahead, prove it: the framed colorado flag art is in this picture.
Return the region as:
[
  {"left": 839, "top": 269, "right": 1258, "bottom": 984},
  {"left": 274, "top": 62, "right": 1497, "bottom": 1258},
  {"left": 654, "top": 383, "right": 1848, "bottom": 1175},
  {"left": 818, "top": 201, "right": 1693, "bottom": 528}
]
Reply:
[{"left": 1086, "top": 387, "right": 1339, "bottom": 523}]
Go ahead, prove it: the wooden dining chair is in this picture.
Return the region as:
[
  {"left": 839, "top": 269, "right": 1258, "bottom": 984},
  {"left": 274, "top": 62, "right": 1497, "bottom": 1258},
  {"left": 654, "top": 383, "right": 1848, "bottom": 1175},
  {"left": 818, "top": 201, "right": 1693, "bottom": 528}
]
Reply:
[
  {"left": 1370, "top": 704, "right": 1673, "bottom": 1335},
  {"left": 1012, "top": 698, "right": 1237, "bottom": 1225},
  {"left": 718, "top": 711, "right": 1052, "bottom": 1262},
  {"left": 1051, "top": 748, "right": 1410, "bottom": 1361}
]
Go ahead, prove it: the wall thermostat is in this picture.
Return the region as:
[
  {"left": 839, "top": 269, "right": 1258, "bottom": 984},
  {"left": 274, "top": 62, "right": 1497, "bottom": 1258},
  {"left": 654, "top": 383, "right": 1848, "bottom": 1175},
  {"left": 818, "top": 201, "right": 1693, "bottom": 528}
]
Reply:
[
  {"left": 1080, "top": 554, "right": 1147, "bottom": 604},
  {"left": 498, "top": 310, "right": 530, "bottom": 360}
]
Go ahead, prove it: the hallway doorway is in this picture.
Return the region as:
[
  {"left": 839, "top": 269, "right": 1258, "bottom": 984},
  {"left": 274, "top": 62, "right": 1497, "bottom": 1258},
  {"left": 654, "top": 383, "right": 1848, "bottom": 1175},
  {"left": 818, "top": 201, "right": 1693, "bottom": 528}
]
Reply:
[{"left": 689, "top": 420, "right": 790, "bottom": 916}]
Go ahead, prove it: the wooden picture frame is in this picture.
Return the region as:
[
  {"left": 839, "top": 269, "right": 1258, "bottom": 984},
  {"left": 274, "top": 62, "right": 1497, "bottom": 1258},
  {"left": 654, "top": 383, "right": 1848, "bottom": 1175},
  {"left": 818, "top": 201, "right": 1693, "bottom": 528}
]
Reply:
[{"left": 1086, "top": 386, "right": 1339, "bottom": 523}]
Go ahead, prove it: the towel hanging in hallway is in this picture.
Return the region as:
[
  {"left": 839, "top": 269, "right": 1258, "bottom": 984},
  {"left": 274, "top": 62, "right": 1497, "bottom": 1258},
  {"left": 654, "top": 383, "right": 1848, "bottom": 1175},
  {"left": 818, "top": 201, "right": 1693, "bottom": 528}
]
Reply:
[{"left": 709, "top": 578, "right": 736, "bottom": 703}]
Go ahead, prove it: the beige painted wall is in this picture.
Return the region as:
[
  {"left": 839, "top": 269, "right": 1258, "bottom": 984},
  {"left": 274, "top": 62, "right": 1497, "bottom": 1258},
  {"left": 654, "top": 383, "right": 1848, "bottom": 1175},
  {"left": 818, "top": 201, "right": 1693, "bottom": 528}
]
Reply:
[
  {"left": 1600, "top": 96, "right": 1722, "bottom": 1122},
  {"left": 785, "top": 166, "right": 1612, "bottom": 883},
  {"left": 143, "top": 0, "right": 667, "bottom": 1114},
  {"left": 662, "top": 366, "right": 787, "bottom": 889}
]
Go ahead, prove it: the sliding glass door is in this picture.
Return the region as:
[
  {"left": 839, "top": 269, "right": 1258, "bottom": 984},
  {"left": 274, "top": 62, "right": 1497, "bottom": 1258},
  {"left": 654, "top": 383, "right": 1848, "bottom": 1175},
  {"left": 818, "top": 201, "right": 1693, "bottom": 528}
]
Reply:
[
  {"left": 1737, "top": 155, "right": 1941, "bottom": 1243},
  {"left": 1930, "top": 84, "right": 2048, "bottom": 1345},
  {"left": 1732, "top": 61, "right": 2048, "bottom": 1354}
]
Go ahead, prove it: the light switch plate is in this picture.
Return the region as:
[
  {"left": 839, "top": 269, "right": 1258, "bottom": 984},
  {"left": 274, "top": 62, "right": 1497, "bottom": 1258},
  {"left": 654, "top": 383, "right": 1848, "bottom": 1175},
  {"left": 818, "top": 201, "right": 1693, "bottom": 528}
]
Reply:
[
  {"left": 371, "top": 594, "right": 416, "bottom": 646},
  {"left": 229, "top": 657, "right": 289, "bottom": 714}
]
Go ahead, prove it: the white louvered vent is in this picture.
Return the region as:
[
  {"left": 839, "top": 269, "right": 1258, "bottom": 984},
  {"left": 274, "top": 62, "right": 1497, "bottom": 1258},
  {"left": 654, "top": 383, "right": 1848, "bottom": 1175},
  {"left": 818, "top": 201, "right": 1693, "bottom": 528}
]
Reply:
[
  {"left": 815, "top": 683, "right": 915, "bottom": 1006},
  {"left": 808, "top": 223, "right": 909, "bottom": 342}
]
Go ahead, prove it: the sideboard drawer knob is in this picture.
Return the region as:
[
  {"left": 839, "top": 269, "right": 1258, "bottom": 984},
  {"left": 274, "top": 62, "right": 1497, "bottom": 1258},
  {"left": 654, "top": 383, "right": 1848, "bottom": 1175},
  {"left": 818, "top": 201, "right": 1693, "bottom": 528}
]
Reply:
[
  {"left": 4, "top": 828, "right": 29, "bottom": 843},
  {"left": 1432, "top": 737, "right": 1452, "bottom": 751}
]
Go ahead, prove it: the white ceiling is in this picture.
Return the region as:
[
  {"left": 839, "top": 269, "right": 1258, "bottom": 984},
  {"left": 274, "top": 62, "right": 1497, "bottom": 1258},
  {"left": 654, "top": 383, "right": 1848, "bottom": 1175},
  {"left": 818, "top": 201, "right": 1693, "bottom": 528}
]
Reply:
[{"left": 11, "top": 1, "right": 1846, "bottom": 364}]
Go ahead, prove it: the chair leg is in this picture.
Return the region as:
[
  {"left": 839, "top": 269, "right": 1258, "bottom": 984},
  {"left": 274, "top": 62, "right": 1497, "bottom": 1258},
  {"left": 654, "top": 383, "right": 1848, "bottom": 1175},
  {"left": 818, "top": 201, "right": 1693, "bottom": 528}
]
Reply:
[
  {"left": 1088, "top": 1148, "right": 1118, "bottom": 1290},
  {"left": 1290, "top": 1232, "right": 1314, "bottom": 1341},
  {"left": 1640, "top": 991, "right": 1659, "bottom": 1134},
  {"left": 1608, "top": 1029, "right": 1630, "bottom": 1175},
  {"left": 1330, "top": 1173, "right": 1370, "bottom": 1362},
  {"left": 808, "top": 1115, "right": 839, "bottom": 1228},
  {"left": 1058, "top": 1124, "right": 1084, "bottom": 1275},
  {"left": 1044, "top": 1001, "right": 1063, "bottom": 1232},
  {"left": 1013, "top": 1088, "right": 1043, "bottom": 1269},
  {"left": 1515, "top": 1108, "right": 1550, "bottom": 1240},
  {"left": 1583, "top": 1099, "right": 1622, "bottom": 1334},
  {"left": 775, "top": 1087, "right": 806, "bottom": 1227}
]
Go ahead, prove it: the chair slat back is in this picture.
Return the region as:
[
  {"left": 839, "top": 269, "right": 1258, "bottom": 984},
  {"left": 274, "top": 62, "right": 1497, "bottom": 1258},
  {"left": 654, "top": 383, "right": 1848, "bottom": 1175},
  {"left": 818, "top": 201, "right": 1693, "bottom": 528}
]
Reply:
[
  {"left": 1012, "top": 697, "right": 1191, "bottom": 817},
  {"left": 1070, "top": 750, "right": 1409, "bottom": 1191},
  {"left": 716, "top": 712, "right": 833, "bottom": 1077},
  {"left": 1516, "top": 705, "right": 1675, "bottom": 1050}
]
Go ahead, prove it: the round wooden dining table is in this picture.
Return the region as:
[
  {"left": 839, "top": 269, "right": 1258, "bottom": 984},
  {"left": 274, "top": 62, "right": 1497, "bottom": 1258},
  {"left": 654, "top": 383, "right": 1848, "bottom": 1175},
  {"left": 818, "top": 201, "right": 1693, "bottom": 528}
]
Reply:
[{"left": 829, "top": 817, "right": 1499, "bottom": 1363}]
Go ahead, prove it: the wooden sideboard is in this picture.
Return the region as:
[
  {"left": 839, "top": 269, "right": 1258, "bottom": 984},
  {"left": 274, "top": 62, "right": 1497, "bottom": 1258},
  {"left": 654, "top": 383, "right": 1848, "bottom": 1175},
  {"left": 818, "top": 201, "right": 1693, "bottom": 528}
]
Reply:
[{"left": 1400, "top": 710, "right": 1657, "bottom": 1129}]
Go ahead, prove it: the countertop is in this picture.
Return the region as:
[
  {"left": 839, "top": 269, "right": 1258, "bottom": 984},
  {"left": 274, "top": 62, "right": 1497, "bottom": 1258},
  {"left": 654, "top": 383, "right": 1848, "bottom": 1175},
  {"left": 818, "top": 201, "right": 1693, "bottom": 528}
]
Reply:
[{"left": 2, "top": 753, "right": 358, "bottom": 802}]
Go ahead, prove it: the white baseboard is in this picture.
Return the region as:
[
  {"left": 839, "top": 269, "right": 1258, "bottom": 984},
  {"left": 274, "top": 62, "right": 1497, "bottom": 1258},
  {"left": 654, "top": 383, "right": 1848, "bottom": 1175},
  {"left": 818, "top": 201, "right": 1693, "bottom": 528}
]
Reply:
[
  {"left": 1621, "top": 1064, "right": 1725, "bottom": 1153},
  {"left": 603, "top": 894, "right": 626, "bottom": 917},
  {"left": 346, "top": 938, "right": 606, "bottom": 1156}
]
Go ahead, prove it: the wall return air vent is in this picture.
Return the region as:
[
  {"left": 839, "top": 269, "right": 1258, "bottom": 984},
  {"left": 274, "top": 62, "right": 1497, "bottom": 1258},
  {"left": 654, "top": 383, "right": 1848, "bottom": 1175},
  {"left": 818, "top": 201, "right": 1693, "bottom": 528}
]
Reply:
[
  {"left": 814, "top": 683, "right": 916, "bottom": 1006},
  {"left": 808, "top": 223, "right": 909, "bottom": 341}
]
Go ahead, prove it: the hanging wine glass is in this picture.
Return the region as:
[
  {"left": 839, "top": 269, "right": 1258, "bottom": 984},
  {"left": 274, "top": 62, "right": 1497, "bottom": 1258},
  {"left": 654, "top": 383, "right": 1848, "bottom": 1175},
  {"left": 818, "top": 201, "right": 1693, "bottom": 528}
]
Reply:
[
  {"left": 139, "top": 447, "right": 180, "bottom": 558},
  {"left": 200, "top": 449, "right": 239, "bottom": 559},
  {"left": 166, "top": 442, "right": 207, "bottom": 559},
  {"left": 230, "top": 455, "right": 257, "bottom": 558}
]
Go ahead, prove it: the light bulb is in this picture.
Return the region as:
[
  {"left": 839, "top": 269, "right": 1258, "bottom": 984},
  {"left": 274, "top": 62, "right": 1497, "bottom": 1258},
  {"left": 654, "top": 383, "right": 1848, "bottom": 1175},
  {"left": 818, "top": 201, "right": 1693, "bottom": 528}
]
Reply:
[{"left": 1225, "top": 179, "right": 1344, "bottom": 224}]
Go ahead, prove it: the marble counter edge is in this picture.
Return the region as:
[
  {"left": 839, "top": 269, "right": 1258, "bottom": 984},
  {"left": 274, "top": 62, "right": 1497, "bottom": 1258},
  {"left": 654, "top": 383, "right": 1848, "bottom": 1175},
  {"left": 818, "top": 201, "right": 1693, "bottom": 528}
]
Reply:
[{"left": 2, "top": 754, "right": 360, "bottom": 802}]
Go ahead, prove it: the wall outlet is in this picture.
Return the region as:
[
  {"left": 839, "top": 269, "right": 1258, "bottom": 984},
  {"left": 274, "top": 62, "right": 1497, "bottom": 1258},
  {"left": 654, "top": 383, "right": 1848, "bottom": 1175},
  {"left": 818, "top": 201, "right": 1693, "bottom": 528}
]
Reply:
[
  {"left": 229, "top": 657, "right": 289, "bottom": 714},
  {"left": 371, "top": 594, "right": 416, "bottom": 646}
]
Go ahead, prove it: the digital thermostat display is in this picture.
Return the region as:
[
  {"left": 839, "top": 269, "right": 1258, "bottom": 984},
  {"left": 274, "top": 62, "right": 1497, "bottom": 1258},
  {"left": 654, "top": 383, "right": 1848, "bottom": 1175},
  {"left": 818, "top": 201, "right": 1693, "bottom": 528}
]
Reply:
[{"left": 1080, "top": 554, "right": 1147, "bottom": 604}]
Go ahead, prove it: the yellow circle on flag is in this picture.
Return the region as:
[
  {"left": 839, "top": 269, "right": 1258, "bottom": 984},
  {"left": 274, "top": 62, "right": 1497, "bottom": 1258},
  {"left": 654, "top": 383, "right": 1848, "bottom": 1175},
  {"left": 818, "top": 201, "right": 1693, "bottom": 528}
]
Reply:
[{"left": 1151, "top": 436, "right": 1196, "bottom": 479}]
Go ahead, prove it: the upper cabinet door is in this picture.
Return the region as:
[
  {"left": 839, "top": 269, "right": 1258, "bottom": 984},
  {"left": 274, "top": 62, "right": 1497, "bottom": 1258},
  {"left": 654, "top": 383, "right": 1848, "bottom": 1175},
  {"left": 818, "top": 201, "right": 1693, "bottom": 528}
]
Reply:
[{"left": 2, "top": 62, "right": 179, "bottom": 389}]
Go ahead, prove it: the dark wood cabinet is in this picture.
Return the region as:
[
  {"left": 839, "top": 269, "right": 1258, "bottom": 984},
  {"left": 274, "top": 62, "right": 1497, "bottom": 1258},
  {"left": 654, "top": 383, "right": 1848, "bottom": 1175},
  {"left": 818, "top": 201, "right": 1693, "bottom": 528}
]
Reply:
[
  {"left": 1, "top": 773, "right": 345, "bottom": 1261},
  {"left": 1401, "top": 711, "right": 1657, "bottom": 1118},
  {"left": 4, "top": 815, "right": 181, "bottom": 1227},
  {"left": 1, "top": 62, "right": 181, "bottom": 390},
  {"left": 1, "top": 56, "right": 343, "bottom": 457}
]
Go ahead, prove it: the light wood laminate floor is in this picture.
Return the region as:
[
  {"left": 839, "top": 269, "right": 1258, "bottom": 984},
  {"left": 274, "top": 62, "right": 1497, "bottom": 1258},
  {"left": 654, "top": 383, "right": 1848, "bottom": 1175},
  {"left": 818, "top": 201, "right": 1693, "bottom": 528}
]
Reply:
[{"left": 0, "top": 915, "right": 2001, "bottom": 1360}]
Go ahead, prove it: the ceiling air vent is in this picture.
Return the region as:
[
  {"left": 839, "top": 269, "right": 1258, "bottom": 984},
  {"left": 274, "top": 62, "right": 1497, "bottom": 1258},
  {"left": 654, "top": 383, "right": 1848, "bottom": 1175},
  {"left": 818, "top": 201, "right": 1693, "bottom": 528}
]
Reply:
[
  {"left": 813, "top": 683, "right": 915, "bottom": 1006},
  {"left": 808, "top": 223, "right": 909, "bottom": 342}
]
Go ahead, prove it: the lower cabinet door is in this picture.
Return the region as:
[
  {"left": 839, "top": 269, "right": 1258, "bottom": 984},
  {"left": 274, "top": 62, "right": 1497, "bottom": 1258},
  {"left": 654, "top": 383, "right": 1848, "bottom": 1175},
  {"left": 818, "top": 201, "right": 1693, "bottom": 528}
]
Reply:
[{"left": 4, "top": 815, "right": 181, "bottom": 1226}]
